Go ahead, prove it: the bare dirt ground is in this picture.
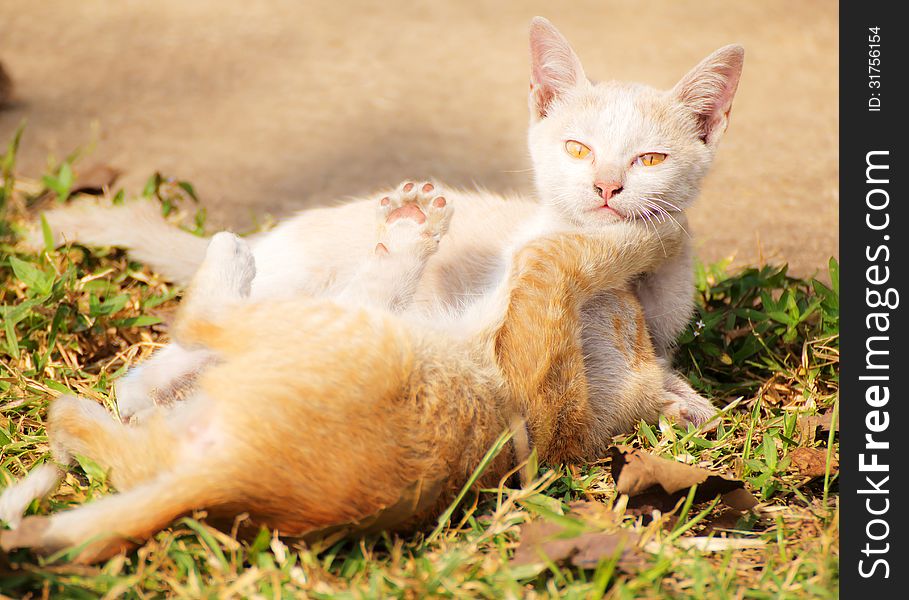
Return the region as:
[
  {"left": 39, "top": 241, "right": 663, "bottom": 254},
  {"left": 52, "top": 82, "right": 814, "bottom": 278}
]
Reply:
[{"left": 0, "top": 0, "right": 837, "bottom": 276}]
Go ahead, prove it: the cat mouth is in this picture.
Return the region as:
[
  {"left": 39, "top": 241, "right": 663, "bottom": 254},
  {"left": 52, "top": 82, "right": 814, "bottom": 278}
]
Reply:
[
  {"left": 597, "top": 204, "right": 624, "bottom": 219},
  {"left": 584, "top": 196, "right": 628, "bottom": 221},
  {"left": 589, "top": 201, "right": 627, "bottom": 221}
]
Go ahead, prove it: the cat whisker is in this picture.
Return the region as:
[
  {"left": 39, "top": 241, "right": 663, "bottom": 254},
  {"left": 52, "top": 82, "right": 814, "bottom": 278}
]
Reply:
[
  {"left": 644, "top": 197, "right": 681, "bottom": 212},
  {"left": 645, "top": 196, "right": 683, "bottom": 213},
  {"left": 643, "top": 202, "right": 669, "bottom": 224},
  {"left": 640, "top": 199, "right": 662, "bottom": 215},
  {"left": 634, "top": 208, "right": 651, "bottom": 234},
  {"left": 662, "top": 211, "right": 691, "bottom": 239},
  {"left": 642, "top": 200, "right": 670, "bottom": 224},
  {"left": 639, "top": 199, "right": 690, "bottom": 238},
  {"left": 636, "top": 208, "right": 667, "bottom": 256}
]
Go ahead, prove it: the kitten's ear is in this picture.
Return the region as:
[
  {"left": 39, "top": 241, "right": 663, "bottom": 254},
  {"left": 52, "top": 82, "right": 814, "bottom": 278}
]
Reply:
[
  {"left": 529, "top": 17, "right": 586, "bottom": 120},
  {"left": 672, "top": 44, "right": 744, "bottom": 145}
]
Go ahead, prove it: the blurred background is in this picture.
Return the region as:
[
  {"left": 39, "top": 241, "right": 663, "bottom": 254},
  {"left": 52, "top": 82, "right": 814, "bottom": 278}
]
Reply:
[{"left": 0, "top": 0, "right": 837, "bottom": 276}]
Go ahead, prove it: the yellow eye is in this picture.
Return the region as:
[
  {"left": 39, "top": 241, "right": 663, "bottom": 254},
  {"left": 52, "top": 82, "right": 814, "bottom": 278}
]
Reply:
[
  {"left": 638, "top": 152, "right": 667, "bottom": 166},
  {"left": 565, "top": 140, "right": 591, "bottom": 159}
]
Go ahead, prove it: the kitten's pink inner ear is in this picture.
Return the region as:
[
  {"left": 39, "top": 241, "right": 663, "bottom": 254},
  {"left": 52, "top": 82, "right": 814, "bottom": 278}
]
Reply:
[
  {"left": 672, "top": 44, "right": 745, "bottom": 145},
  {"left": 528, "top": 17, "right": 586, "bottom": 119}
]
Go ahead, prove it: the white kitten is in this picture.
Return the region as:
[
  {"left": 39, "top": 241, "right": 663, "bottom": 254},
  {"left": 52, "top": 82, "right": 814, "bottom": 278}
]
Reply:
[{"left": 31, "top": 18, "right": 743, "bottom": 425}]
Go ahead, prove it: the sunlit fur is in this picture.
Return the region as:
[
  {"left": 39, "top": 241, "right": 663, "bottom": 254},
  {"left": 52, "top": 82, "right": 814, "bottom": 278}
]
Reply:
[
  {"left": 28, "top": 18, "right": 742, "bottom": 428},
  {"left": 2, "top": 220, "right": 685, "bottom": 563}
]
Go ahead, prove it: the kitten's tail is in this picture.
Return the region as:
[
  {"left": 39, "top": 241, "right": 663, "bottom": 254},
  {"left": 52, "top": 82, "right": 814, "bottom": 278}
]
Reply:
[{"left": 27, "top": 199, "right": 210, "bottom": 284}]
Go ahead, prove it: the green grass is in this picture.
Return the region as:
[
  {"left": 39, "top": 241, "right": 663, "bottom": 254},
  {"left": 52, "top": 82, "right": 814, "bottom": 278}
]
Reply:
[{"left": 0, "top": 134, "right": 838, "bottom": 598}]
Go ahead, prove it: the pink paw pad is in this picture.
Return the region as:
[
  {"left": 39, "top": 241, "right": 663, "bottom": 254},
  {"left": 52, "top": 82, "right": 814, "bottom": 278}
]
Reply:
[{"left": 387, "top": 203, "right": 427, "bottom": 225}]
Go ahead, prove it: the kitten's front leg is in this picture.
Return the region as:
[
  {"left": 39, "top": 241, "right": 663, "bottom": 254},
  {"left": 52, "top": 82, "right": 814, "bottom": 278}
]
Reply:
[
  {"left": 661, "top": 367, "right": 717, "bottom": 426},
  {"left": 337, "top": 181, "right": 452, "bottom": 311},
  {"left": 634, "top": 241, "right": 696, "bottom": 356}
]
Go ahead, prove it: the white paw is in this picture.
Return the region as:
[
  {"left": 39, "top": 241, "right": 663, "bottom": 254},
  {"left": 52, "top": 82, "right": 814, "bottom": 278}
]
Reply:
[
  {"left": 198, "top": 232, "right": 256, "bottom": 299},
  {"left": 375, "top": 181, "right": 453, "bottom": 256},
  {"left": 115, "top": 371, "right": 154, "bottom": 424},
  {"left": 663, "top": 372, "right": 716, "bottom": 427}
]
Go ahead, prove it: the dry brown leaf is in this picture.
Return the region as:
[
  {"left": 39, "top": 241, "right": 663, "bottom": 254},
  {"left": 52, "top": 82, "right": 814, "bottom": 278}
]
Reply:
[
  {"left": 789, "top": 447, "right": 837, "bottom": 478},
  {"left": 703, "top": 508, "right": 748, "bottom": 534},
  {"left": 815, "top": 409, "right": 838, "bottom": 433},
  {"left": 608, "top": 446, "right": 758, "bottom": 513},
  {"left": 797, "top": 409, "right": 838, "bottom": 444},
  {"left": 720, "top": 488, "right": 760, "bottom": 511},
  {"left": 510, "top": 519, "right": 645, "bottom": 572}
]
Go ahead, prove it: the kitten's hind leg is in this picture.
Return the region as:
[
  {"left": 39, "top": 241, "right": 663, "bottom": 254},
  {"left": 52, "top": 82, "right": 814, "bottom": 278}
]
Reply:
[
  {"left": 0, "top": 470, "right": 209, "bottom": 564},
  {"left": 1, "top": 394, "right": 176, "bottom": 527},
  {"left": 337, "top": 181, "right": 452, "bottom": 311},
  {"left": 0, "top": 464, "right": 63, "bottom": 528},
  {"left": 0, "top": 395, "right": 103, "bottom": 527},
  {"left": 116, "top": 343, "right": 211, "bottom": 423},
  {"left": 48, "top": 395, "right": 179, "bottom": 490}
]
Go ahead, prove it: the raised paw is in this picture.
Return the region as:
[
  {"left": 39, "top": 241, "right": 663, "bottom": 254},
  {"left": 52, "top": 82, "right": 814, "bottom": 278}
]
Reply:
[
  {"left": 179, "top": 232, "right": 256, "bottom": 328},
  {"left": 375, "top": 181, "right": 453, "bottom": 256},
  {"left": 198, "top": 232, "right": 256, "bottom": 299}
]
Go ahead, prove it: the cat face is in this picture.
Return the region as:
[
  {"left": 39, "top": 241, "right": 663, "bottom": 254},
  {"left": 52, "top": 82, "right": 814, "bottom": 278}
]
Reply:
[{"left": 526, "top": 17, "right": 743, "bottom": 229}]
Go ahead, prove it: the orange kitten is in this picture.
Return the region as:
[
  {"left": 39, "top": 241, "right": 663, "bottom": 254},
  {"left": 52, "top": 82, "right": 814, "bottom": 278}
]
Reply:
[{"left": 2, "top": 216, "right": 683, "bottom": 563}]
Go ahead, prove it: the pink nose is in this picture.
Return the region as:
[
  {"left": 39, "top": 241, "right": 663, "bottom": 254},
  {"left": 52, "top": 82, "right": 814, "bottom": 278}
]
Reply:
[{"left": 594, "top": 181, "right": 624, "bottom": 202}]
